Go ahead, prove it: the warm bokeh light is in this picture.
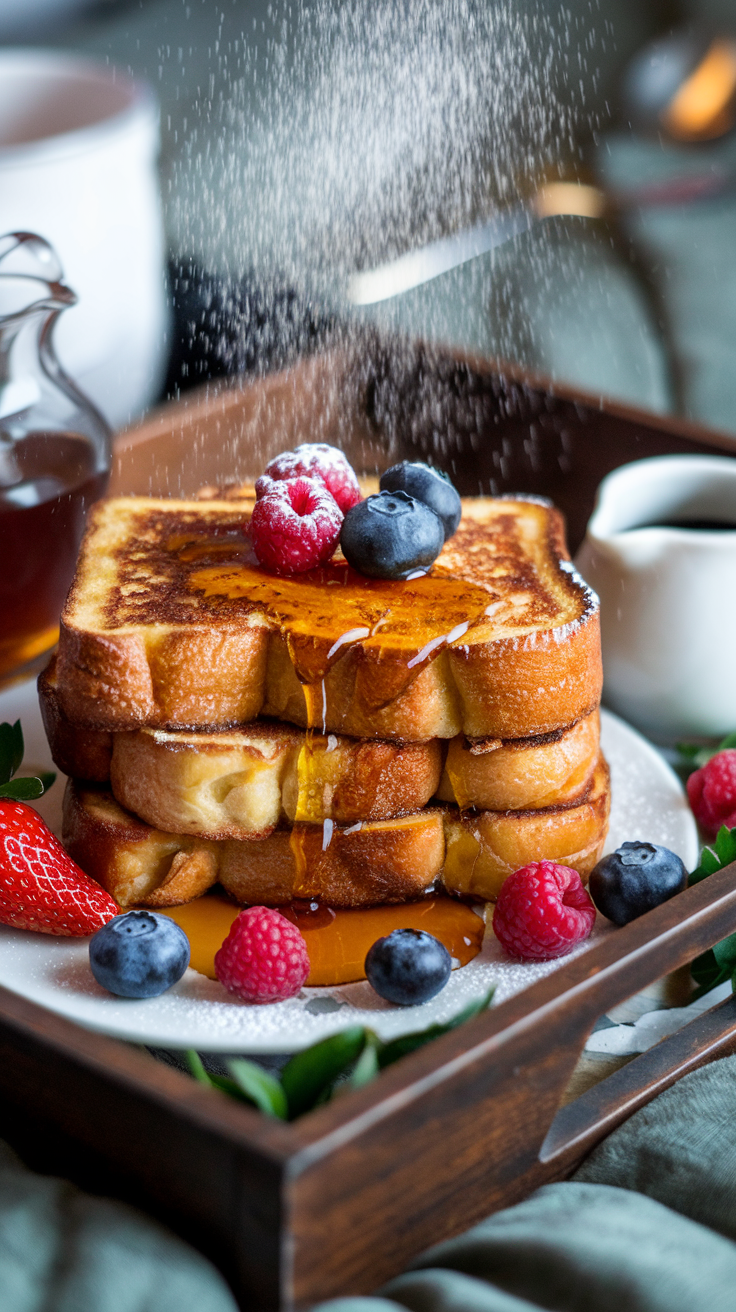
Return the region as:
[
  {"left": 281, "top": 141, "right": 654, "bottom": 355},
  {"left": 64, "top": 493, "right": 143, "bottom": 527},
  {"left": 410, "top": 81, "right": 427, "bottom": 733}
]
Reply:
[
  {"left": 663, "top": 38, "right": 736, "bottom": 141},
  {"left": 534, "top": 182, "right": 606, "bottom": 221}
]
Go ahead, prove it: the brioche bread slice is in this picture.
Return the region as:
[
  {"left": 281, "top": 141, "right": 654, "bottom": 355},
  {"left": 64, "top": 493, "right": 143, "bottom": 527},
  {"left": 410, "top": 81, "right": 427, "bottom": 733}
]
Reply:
[
  {"left": 443, "top": 755, "right": 610, "bottom": 901},
  {"left": 436, "top": 710, "right": 600, "bottom": 812},
  {"left": 62, "top": 783, "right": 444, "bottom": 909},
  {"left": 63, "top": 759, "right": 609, "bottom": 910},
  {"left": 41, "top": 660, "right": 600, "bottom": 823},
  {"left": 56, "top": 494, "right": 601, "bottom": 742},
  {"left": 110, "top": 726, "right": 441, "bottom": 838}
]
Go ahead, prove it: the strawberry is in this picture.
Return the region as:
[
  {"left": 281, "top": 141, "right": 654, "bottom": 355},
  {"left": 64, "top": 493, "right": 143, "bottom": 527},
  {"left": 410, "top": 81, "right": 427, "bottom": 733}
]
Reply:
[{"left": 0, "top": 800, "right": 118, "bottom": 936}]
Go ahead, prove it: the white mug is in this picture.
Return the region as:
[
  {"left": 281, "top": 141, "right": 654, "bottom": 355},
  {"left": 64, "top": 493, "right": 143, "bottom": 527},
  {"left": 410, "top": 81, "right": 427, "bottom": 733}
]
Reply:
[
  {"left": 0, "top": 49, "right": 168, "bottom": 428},
  {"left": 575, "top": 454, "right": 736, "bottom": 742}
]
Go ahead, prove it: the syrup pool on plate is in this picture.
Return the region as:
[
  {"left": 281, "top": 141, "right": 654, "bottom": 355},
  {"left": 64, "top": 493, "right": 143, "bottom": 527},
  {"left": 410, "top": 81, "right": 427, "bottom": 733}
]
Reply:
[{"left": 159, "top": 893, "right": 486, "bottom": 987}]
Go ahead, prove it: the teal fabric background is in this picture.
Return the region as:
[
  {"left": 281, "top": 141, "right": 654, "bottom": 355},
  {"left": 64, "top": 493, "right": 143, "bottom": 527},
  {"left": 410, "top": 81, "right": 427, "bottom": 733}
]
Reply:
[
  {"left": 312, "top": 1056, "right": 736, "bottom": 1312},
  {"left": 0, "top": 1140, "right": 237, "bottom": 1312}
]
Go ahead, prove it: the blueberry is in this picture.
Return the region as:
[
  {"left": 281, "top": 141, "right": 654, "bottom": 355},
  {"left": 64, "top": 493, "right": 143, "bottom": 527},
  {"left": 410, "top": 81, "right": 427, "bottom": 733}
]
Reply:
[
  {"left": 365, "top": 928, "right": 452, "bottom": 1005},
  {"left": 380, "top": 462, "right": 461, "bottom": 541},
  {"left": 89, "top": 911, "right": 190, "bottom": 998},
  {"left": 588, "top": 842, "right": 687, "bottom": 926},
  {"left": 340, "top": 491, "right": 444, "bottom": 580}
]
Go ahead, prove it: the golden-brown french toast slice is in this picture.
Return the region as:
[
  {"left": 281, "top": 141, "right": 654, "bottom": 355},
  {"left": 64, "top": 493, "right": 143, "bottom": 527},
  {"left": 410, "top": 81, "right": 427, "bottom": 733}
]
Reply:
[
  {"left": 63, "top": 759, "right": 609, "bottom": 910},
  {"left": 62, "top": 783, "right": 445, "bottom": 909},
  {"left": 442, "top": 756, "right": 610, "bottom": 901},
  {"left": 40, "top": 659, "right": 599, "bottom": 820},
  {"left": 112, "top": 726, "right": 441, "bottom": 837},
  {"left": 62, "top": 783, "right": 221, "bottom": 909},
  {"left": 56, "top": 494, "right": 601, "bottom": 741},
  {"left": 436, "top": 710, "right": 599, "bottom": 811}
]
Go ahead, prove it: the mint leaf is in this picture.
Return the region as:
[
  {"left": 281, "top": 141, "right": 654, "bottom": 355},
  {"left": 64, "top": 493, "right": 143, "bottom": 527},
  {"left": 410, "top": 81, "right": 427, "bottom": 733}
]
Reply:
[
  {"left": 281, "top": 1027, "right": 366, "bottom": 1118},
  {"left": 378, "top": 988, "right": 495, "bottom": 1069},
  {"left": 348, "top": 1032, "right": 381, "bottom": 1089},
  {"left": 691, "top": 949, "right": 727, "bottom": 996},
  {"left": 689, "top": 827, "right": 736, "bottom": 885},
  {"left": 714, "top": 826, "right": 736, "bottom": 868},
  {"left": 675, "top": 732, "right": 736, "bottom": 778},
  {"left": 689, "top": 830, "right": 736, "bottom": 996},
  {"left": 186, "top": 1049, "right": 214, "bottom": 1086},
  {"left": 676, "top": 742, "right": 704, "bottom": 762},
  {"left": 0, "top": 721, "right": 23, "bottom": 787},
  {"left": 0, "top": 718, "right": 55, "bottom": 802},
  {"left": 0, "top": 773, "right": 55, "bottom": 801},
  {"left": 713, "top": 933, "right": 736, "bottom": 971},
  {"left": 227, "top": 1059, "right": 288, "bottom": 1118},
  {"left": 185, "top": 1050, "right": 286, "bottom": 1115},
  {"left": 691, "top": 937, "right": 736, "bottom": 999},
  {"left": 186, "top": 990, "right": 495, "bottom": 1120}
]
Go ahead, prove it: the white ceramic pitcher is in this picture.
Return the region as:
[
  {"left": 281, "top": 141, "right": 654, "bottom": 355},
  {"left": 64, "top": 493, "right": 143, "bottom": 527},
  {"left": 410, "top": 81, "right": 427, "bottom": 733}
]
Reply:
[{"left": 575, "top": 454, "right": 736, "bottom": 742}]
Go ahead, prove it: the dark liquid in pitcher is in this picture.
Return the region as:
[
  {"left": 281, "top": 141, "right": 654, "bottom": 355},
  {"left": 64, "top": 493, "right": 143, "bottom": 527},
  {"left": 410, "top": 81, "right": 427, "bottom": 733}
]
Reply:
[
  {"left": 0, "top": 432, "right": 108, "bottom": 680},
  {"left": 640, "top": 519, "right": 736, "bottom": 531}
]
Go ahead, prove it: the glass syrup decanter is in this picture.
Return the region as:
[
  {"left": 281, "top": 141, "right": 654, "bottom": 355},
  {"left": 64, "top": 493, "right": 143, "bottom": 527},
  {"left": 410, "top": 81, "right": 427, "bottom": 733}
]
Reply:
[{"left": 0, "top": 232, "right": 111, "bottom": 683}]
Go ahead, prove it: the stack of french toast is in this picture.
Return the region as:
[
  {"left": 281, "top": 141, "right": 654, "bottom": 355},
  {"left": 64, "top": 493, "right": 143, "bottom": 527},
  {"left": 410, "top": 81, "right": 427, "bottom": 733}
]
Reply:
[{"left": 40, "top": 483, "right": 609, "bottom": 915}]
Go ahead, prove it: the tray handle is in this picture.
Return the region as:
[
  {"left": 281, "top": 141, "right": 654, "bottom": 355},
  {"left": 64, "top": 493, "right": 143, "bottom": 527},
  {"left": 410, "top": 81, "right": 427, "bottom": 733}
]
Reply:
[{"left": 541, "top": 993, "right": 736, "bottom": 1167}]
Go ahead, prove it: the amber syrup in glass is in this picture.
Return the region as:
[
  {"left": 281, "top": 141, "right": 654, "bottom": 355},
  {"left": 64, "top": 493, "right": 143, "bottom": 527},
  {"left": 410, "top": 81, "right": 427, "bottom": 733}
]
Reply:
[{"left": 0, "top": 431, "right": 107, "bottom": 681}]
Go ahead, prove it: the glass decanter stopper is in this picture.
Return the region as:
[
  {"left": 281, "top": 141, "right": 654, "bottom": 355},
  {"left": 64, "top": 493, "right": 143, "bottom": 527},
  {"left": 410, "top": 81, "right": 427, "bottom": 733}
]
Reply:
[{"left": 0, "top": 232, "right": 111, "bottom": 684}]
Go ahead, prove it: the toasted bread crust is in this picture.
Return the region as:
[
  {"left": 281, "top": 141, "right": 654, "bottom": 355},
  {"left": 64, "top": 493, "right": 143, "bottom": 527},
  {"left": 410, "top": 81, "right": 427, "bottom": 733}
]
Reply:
[
  {"left": 62, "top": 782, "right": 220, "bottom": 908},
  {"left": 40, "top": 659, "right": 442, "bottom": 830},
  {"left": 110, "top": 723, "right": 442, "bottom": 837},
  {"left": 62, "top": 782, "right": 445, "bottom": 909},
  {"left": 56, "top": 496, "right": 601, "bottom": 741},
  {"left": 39, "top": 662, "right": 113, "bottom": 781},
  {"left": 442, "top": 756, "right": 610, "bottom": 901},
  {"left": 63, "top": 759, "right": 609, "bottom": 910},
  {"left": 436, "top": 710, "right": 599, "bottom": 811},
  {"left": 40, "top": 657, "right": 598, "bottom": 815},
  {"left": 218, "top": 814, "right": 446, "bottom": 907}
]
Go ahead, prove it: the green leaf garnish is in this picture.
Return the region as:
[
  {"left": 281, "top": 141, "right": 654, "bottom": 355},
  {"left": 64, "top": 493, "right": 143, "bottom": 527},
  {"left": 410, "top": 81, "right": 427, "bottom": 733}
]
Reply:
[
  {"left": 0, "top": 773, "right": 56, "bottom": 801},
  {"left": 689, "top": 826, "right": 736, "bottom": 885},
  {"left": 227, "top": 1059, "right": 288, "bottom": 1118},
  {"left": 377, "top": 988, "right": 495, "bottom": 1069},
  {"left": 186, "top": 1049, "right": 214, "bottom": 1086},
  {"left": 185, "top": 1050, "right": 287, "bottom": 1116},
  {"left": 687, "top": 826, "right": 736, "bottom": 998},
  {"left": 281, "top": 1026, "right": 366, "bottom": 1119},
  {"left": 348, "top": 1032, "right": 381, "bottom": 1090},
  {"left": 675, "top": 731, "right": 736, "bottom": 778},
  {"left": 0, "top": 722, "right": 55, "bottom": 799},
  {"left": 182, "top": 987, "right": 495, "bottom": 1119},
  {"left": 691, "top": 932, "right": 736, "bottom": 998},
  {"left": 0, "top": 721, "right": 24, "bottom": 786}
]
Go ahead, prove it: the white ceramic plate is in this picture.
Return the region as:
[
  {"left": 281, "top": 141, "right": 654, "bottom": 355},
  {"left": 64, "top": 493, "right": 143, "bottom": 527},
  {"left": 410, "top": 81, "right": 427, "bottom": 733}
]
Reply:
[{"left": 0, "top": 680, "right": 699, "bottom": 1052}]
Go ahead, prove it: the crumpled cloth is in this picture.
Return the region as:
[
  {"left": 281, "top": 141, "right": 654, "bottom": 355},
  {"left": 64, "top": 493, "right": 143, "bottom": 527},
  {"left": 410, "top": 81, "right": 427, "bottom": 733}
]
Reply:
[
  {"left": 313, "top": 1054, "right": 736, "bottom": 1312},
  {"left": 0, "top": 1139, "right": 237, "bottom": 1312}
]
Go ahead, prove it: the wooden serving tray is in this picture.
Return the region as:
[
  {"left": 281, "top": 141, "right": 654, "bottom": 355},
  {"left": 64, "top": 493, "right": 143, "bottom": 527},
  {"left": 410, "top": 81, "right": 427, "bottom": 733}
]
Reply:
[{"left": 4, "top": 341, "right": 736, "bottom": 1311}]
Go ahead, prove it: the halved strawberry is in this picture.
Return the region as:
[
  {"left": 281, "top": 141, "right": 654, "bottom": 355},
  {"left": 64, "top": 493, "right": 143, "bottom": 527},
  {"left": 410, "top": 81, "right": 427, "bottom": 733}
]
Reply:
[{"left": 0, "top": 801, "right": 118, "bottom": 936}]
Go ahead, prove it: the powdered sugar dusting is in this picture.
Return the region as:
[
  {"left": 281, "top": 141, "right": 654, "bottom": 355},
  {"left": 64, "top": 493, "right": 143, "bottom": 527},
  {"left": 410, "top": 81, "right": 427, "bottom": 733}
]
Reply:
[{"left": 0, "top": 710, "right": 697, "bottom": 1052}]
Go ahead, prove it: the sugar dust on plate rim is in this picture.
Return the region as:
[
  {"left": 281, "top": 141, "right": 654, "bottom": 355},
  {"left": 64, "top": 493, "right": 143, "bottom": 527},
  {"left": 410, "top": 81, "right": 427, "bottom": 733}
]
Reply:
[{"left": 0, "top": 709, "right": 698, "bottom": 1052}]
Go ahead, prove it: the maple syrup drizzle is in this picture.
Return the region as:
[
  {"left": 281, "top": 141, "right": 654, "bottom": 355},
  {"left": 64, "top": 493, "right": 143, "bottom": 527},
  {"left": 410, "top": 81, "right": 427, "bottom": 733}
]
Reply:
[
  {"left": 158, "top": 893, "right": 485, "bottom": 987},
  {"left": 168, "top": 518, "right": 544, "bottom": 915},
  {"left": 291, "top": 667, "right": 331, "bottom": 885},
  {"left": 444, "top": 754, "right": 471, "bottom": 812},
  {"left": 186, "top": 553, "right": 502, "bottom": 698}
]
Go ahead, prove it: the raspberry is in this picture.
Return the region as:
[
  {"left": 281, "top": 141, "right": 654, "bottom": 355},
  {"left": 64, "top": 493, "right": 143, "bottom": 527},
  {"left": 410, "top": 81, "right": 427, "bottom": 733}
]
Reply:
[
  {"left": 250, "top": 475, "right": 343, "bottom": 573},
  {"left": 259, "top": 443, "right": 362, "bottom": 513},
  {"left": 493, "top": 861, "right": 596, "bottom": 961},
  {"left": 687, "top": 750, "right": 736, "bottom": 835},
  {"left": 214, "top": 906, "right": 310, "bottom": 1003}
]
